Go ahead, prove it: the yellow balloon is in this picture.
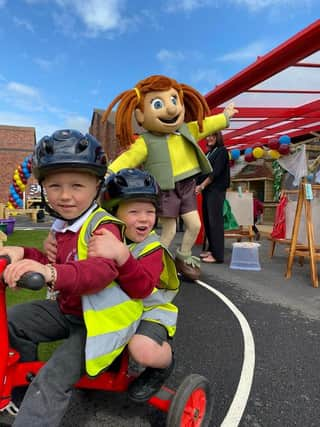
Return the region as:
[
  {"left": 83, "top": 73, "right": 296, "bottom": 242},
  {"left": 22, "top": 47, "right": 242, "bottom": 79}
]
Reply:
[
  {"left": 252, "top": 147, "right": 264, "bottom": 159},
  {"left": 268, "top": 149, "right": 280, "bottom": 159}
]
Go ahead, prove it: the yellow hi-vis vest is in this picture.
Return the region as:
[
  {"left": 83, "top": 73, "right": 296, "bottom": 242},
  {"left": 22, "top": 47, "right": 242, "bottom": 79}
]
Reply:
[
  {"left": 79, "top": 208, "right": 144, "bottom": 377},
  {"left": 128, "top": 231, "right": 179, "bottom": 338}
]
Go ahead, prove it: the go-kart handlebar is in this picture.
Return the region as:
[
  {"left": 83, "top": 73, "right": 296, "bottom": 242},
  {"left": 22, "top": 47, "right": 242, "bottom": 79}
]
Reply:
[{"left": 0, "top": 255, "right": 45, "bottom": 291}]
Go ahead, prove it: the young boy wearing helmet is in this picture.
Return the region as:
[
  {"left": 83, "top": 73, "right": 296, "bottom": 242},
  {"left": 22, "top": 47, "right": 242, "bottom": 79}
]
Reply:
[
  {"left": 44, "top": 168, "right": 179, "bottom": 403},
  {"left": 0, "top": 130, "right": 163, "bottom": 426},
  {"left": 89, "top": 168, "right": 179, "bottom": 402}
]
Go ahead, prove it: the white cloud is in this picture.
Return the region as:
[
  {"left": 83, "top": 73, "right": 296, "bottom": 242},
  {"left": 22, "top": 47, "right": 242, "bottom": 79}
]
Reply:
[
  {"left": 192, "top": 67, "right": 221, "bottom": 88},
  {"left": 0, "top": 109, "right": 89, "bottom": 140},
  {"left": 217, "top": 40, "right": 269, "bottom": 62},
  {"left": 156, "top": 49, "right": 185, "bottom": 63},
  {"left": 0, "top": 80, "right": 90, "bottom": 135},
  {"left": 33, "top": 53, "right": 65, "bottom": 71},
  {"left": 0, "top": 81, "right": 44, "bottom": 113},
  {"left": 13, "top": 16, "right": 35, "bottom": 32},
  {"left": 229, "top": 0, "right": 314, "bottom": 11},
  {"left": 34, "top": 58, "right": 55, "bottom": 71},
  {"left": 6, "top": 82, "right": 40, "bottom": 99},
  {"left": 164, "top": 0, "right": 213, "bottom": 13},
  {"left": 53, "top": 0, "right": 126, "bottom": 35},
  {"left": 64, "top": 115, "right": 90, "bottom": 134},
  {"left": 72, "top": 0, "right": 124, "bottom": 31},
  {"left": 0, "top": 110, "right": 55, "bottom": 140}
]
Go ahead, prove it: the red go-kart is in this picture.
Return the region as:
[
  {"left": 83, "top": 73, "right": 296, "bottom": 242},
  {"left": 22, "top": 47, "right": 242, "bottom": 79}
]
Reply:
[{"left": 0, "top": 256, "right": 213, "bottom": 426}]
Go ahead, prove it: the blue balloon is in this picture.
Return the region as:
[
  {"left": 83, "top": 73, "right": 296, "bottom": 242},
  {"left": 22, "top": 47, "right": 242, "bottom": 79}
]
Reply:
[
  {"left": 231, "top": 149, "right": 240, "bottom": 160},
  {"left": 279, "top": 135, "right": 291, "bottom": 145},
  {"left": 244, "top": 148, "right": 253, "bottom": 155}
]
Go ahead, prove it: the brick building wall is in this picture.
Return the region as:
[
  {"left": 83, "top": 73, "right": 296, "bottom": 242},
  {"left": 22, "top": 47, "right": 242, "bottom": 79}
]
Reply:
[
  {"left": 89, "top": 109, "right": 145, "bottom": 163},
  {"left": 89, "top": 109, "right": 119, "bottom": 162},
  {"left": 0, "top": 125, "right": 36, "bottom": 204}
]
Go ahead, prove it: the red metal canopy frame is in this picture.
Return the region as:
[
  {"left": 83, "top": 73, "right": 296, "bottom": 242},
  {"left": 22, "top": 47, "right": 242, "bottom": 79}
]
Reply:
[{"left": 205, "top": 20, "right": 320, "bottom": 150}]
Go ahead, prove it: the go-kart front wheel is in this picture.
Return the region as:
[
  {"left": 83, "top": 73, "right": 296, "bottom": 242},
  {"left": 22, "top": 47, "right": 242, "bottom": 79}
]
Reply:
[{"left": 166, "top": 374, "right": 213, "bottom": 427}]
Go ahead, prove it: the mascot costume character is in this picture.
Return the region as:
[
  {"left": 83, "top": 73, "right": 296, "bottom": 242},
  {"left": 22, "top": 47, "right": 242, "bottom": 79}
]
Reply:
[{"left": 102, "top": 75, "right": 237, "bottom": 280}]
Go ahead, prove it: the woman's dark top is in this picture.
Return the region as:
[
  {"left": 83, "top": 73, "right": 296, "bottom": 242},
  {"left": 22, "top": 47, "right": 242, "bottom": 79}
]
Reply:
[{"left": 206, "top": 146, "right": 230, "bottom": 191}]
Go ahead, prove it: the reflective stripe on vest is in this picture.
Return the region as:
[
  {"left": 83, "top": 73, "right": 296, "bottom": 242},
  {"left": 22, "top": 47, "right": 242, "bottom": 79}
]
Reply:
[
  {"left": 128, "top": 231, "right": 179, "bottom": 337},
  {"left": 79, "top": 208, "right": 143, "bottom": 377}
]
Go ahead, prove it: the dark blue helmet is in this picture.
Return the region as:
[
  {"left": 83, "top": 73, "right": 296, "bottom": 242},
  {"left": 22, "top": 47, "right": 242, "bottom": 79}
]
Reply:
[
  {"left": 32, "top": 129, "right": 107, "bottom": 182},
  {"left": 101, "top": 168, "right": 158, "bottom": 209}
]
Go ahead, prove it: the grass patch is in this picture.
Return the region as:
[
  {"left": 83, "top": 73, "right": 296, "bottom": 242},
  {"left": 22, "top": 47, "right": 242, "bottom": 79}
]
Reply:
[
  {"left": 7, "top": 229, "right": 49, "bottom": 249},
  {"left": 5, "top": 229, "right": 61, "bottom": 360},
  {"left": 6, "top": 230, "right": 49, "bottom": 306}
]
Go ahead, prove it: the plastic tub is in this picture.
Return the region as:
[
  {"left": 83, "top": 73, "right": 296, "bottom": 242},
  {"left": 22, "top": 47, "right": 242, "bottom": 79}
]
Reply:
[
  {"left": 0, "top": 218, "right": 16, "bottom": 235},
  {"left": 230, "top": 242, "right": 261, "bottom": 271}
]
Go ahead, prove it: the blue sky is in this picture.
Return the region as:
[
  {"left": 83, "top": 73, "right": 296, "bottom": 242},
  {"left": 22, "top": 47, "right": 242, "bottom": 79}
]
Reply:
[{"left": 0, "top": 0, "right": 318, "bottom": 139}]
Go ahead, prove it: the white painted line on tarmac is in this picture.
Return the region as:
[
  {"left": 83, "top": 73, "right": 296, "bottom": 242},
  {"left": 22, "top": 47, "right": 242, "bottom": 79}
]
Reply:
[{"left": 196, "top": 279, "right": 255, "bottom": 427}]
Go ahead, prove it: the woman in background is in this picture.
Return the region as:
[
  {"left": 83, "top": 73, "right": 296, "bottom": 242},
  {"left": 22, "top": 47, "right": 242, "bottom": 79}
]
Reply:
[{"left": 195, "top": 131, "right": 230, "bottom": 263}]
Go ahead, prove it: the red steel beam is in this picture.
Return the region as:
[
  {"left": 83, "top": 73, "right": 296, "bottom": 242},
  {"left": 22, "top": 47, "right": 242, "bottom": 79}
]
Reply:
[
  {"left": 226, "top": 126, "right": 320, "bottom": 150},
  {"left": 293, "top": 62, "right": 320, "bottom": 68},
  {"left": 212, "top": 106, "right": 305, "bottom": 118},
  {"left": 205, "top": 19, "right": 320, "bottom": 108},
  {"left": 224, "top": 99, "right": 320, "bottom": 141},
  {"left": 225, "top": 117, "right": 319, "bottom": 146},
  {"left": 247, "top": 89, "right": 320, "bottom": 94}
]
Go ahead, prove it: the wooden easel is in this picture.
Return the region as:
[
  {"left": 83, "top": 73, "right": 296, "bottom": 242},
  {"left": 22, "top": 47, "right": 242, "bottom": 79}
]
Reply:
[{"left": 285, "top": 181, "right": 320, "bottom": 288}]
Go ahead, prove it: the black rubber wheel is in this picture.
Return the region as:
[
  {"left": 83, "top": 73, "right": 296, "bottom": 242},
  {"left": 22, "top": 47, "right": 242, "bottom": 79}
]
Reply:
[{"left": 166, "top": 374, "right": 213, "bottom": 427}]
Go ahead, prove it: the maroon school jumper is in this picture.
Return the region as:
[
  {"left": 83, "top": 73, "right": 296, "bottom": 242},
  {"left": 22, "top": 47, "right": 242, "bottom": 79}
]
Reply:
[{"left": 23, "top": 222, "right": 163, "bottom": 317}]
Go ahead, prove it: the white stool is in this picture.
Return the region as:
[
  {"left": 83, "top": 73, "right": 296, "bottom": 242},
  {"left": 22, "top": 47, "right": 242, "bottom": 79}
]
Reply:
[{"left": 230, "top": 242, "right": 261, "bottom": 271}]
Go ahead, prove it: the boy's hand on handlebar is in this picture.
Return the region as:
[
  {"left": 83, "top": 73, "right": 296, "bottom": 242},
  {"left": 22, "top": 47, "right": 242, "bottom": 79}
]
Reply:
[
  {"left": 3, "top": 259, "right": 53, "bottom": 288},
  {"left": 0, "top": 246, "right": 24, "bottom": 265},
  {"left": 43, "top": 231, "right": 57, "bottom": 263}
]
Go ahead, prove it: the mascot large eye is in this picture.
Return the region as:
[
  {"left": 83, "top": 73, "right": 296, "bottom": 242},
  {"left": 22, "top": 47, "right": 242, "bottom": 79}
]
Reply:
[
  {"left": 171, "top": 95, "right": 178, "bottom": 106},
  {"left": 151, "top": 98, "right": 164, "bottom": 110}
]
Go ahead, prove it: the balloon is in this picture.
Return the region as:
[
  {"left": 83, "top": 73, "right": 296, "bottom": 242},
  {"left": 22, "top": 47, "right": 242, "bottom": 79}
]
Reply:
[
  {"left": 245, "top": 152, "right": 254, "bottom": 162},
  {"left": 279, "top": 135, "right": 291, "bottom": 145},
  {"left": 231, "top": 149, "right": 240, "bottom": 160},
  {"left": 279, "top": 144, "right": 290, "bottom": 155},
  {"left": 252, "top": 147, "right": 264, "bottom": 159},
  {"left": 244, "top": 148, "right": 253, "bottom": 155},
  {"left": 229, "top": 159, "right": 235, "bottom": 167},
  {"left": 268, "top": 140, "right": 280, "bottom": 150},
  {"left": 267, "top": 149, "right": 280, "bottom": 159},
  {"left": 7, "top": 154, "right": 36, "bottom": 208}
]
